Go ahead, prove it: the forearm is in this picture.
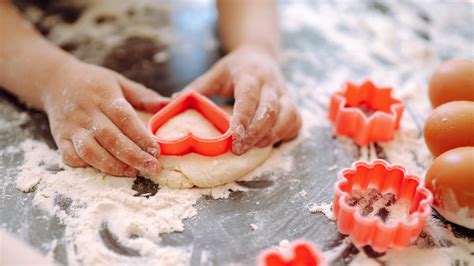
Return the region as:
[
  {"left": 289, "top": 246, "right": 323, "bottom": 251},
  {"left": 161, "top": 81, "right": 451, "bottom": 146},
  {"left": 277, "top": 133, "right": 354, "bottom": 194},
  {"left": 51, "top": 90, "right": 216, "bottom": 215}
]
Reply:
[
  {"left": 0, "top": 2, "right": 75, "bottom": 109},
  {"left": 216, "top": 0, "right": 280, "bottom": 58}
]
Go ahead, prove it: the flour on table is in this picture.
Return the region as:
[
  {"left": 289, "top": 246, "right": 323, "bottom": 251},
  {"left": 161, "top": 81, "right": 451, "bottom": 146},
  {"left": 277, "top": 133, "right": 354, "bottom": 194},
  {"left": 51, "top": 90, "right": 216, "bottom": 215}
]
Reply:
[
  {"left": 17, "top": 140, "right": 198, "bottom": 265},
  {"left": 291, "top": 3, "right": 473, "bottom": 263},
  {"left": 278, "top": 239, "right": 291, "bottom": 250},
  {"left": 298, "top": 189, "right": 308, "bottom": 197},
  {"left": 310, "top": 202, "right": 335, "bottom": 221},
  {"left": 14, "top": 135, "right": 287, "bottom": 265},
  {"left": 347, "top": 188, "right": 410, "bottom": 225},
  {"left": 0, "top": 111, "right": 30, "bottom": 130},
  {"left": 138, "top": 110, "right": 273, "bottom": 188}
]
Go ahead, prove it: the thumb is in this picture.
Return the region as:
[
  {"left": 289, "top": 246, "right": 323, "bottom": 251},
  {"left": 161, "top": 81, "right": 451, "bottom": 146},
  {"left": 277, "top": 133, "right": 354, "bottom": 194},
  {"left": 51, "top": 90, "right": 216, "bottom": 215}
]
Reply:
[{"left": 117, "top": 75, "right": 170, "bottom": 113}]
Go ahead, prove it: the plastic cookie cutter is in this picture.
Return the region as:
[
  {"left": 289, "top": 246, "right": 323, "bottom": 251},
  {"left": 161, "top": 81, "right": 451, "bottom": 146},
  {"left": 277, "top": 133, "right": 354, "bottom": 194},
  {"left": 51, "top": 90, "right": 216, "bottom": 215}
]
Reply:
[
  {"left": 328, "top": 80, "right": 404, "bottom": 145},
  {"left": 333, "top": 160, "right": 433, "bottom": 252},
  {"left": 147, "top": 90, "right": 232, "bottom": 156},
  {"left": 258, "top": 240, "right": 326, "bottom": 266}
]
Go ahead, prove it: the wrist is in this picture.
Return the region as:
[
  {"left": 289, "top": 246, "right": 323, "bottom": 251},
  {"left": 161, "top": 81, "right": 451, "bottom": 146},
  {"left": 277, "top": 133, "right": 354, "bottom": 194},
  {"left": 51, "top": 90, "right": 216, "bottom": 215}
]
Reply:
[
  {"left": 234, "top": 43, "right": 280, "bottom": 62},
  {"left": 40, "top": 55, "right": 80, "bottom": 111}
]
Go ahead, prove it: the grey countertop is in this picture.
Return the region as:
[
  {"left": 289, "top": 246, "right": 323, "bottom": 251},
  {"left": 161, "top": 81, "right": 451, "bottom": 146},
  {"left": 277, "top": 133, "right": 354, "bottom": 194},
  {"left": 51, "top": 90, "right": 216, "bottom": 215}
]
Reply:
[{"left": 1, "top": 1, "right": 473, "bottom": 265}]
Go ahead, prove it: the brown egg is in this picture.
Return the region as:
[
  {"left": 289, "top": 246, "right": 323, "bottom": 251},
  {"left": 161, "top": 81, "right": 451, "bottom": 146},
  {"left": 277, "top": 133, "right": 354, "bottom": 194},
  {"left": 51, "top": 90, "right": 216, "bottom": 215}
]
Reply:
[
  {"left": 425, "top": 147, "right": 474, "bottom": 229},
  {"left": 429, "top": 59, "right": 474, "bottom": 108},
  {"left": 423, "top": 101, "right": 474, "bottom": 157}
]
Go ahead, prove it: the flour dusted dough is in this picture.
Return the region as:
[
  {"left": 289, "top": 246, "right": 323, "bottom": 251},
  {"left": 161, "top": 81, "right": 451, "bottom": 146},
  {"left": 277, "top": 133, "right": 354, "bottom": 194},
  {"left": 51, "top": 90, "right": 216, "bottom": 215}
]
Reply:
[
  {"left": 137, "top": 109, "right": 272, "bottom": 188},
  {"left": 153, "top": 110, "right": 222, "bottom": 139}
]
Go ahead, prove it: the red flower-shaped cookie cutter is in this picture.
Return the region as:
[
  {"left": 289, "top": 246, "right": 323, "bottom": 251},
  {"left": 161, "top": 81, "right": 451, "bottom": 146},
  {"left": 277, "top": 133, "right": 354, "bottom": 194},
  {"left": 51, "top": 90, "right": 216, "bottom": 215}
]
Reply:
[
  {"left": 333, "top": 160, "right": 433, "bottom": 252},
  {"left": 328, "top": 80, "right": 404, "bottom": 145},
  {"left": 258, "top": 240, "right": 326, "bottom": 266},
  {"left": 147, "top": 90, "right": 232, "bottom": 156}
]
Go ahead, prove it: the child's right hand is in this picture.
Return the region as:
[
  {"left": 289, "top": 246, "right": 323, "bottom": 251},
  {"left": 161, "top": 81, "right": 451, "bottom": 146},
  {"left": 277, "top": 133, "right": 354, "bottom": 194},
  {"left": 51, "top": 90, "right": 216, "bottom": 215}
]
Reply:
[{"left": 43, "top": 60, "right": 168, "bottom": 177}]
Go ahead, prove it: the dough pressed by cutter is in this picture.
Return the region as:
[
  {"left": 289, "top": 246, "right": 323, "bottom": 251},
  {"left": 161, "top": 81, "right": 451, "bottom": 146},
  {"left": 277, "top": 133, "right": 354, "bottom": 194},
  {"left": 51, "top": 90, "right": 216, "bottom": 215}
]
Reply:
[{"left": 137, "top": 109, "right": 272, "bottom": 188}]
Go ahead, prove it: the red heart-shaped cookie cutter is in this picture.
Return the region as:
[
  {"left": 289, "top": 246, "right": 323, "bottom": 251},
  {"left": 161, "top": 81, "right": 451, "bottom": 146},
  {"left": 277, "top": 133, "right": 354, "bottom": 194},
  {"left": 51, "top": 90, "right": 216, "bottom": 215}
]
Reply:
[
  {"left": 147, "top": 90, "right": 232, "bottom": 156},
  {"left": 258, "top": 240, "right": 326, "bottom": 266}
]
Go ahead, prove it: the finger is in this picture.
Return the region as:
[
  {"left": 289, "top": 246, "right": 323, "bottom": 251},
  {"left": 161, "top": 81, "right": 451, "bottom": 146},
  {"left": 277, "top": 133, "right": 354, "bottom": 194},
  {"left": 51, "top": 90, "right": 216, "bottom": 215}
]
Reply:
[
  {"left": 58, "top": 139, "right": 88, "bottom": 168},
  {"left": 256, "top": 94, "right": 301, "bottom": 147},
  {"left": 231, "top": 74, "right": 262, "bottom": 154},
  {"left": 282, "top": 108, "right": 302, "bottom": 141},
  {"left": 255, "top": 133, "right": 272, "bottom": 148},
  {"left": 71, "top": 129, "right": 137, "bottom": 177},
  {"left": 239, "top": 84, "right": 279, "bottom": 151},
  {"left": 273, "top": 97, "right": 301, "bottom": 142},
  {"left": 184, "top": 61, "right": 229, "bottom": 96},
  {"left": 117, "top": 75, "right": 170, "bottom": 113},
  {"left": 91, "top": 114, "right": 161, "bottom": 176},
  {"left": 100, "top": 97, "right": 161, "bottom": 158}
]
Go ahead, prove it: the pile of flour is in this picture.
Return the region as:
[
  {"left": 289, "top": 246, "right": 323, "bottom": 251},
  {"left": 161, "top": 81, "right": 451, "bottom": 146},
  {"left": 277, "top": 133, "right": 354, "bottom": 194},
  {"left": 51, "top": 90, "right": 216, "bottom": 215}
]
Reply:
[{"left": 15, "top": 136, "right": 297, "bottom": 264}]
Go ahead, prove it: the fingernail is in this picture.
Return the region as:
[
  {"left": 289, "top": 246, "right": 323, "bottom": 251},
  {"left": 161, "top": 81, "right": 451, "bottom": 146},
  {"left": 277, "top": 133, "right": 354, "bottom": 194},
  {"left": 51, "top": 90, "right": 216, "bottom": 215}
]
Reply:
[
  {"left": 124, "top": 167, "right": 138, "bottom": 177},
  {"left": 232, "top": 141, "right": 247, "bottom": 155},
  {"left": 146, "top": 146, "right": 160, "bottom": 157},
  {"left": 233, "top": 141, "right": 242, "bottom": 153}
]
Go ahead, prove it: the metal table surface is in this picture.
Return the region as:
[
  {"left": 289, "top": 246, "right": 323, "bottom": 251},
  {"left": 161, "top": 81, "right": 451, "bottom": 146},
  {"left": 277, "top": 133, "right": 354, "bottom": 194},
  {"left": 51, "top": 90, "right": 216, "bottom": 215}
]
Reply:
[{"left": 1, "top": 1, "right": 473, "bottom": 265}]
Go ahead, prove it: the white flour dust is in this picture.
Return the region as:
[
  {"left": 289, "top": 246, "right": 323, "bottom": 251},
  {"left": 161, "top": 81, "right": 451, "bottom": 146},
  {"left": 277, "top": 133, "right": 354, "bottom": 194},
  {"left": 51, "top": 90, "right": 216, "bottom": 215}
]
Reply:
[
  {"left": 15, "top": 137, "right": 297, "bottom": 265},
  {"left": 3, "top": 0, "right": 474, "bottom": 265},
  {"left": 346, "top": 189, "right": 409, "bottom": 225},
  {"left": 290, "top": 1, "right": 474, "bottom": 264},
  {"left": 310, "top": 202, "right": 335, "bottom": 221}
]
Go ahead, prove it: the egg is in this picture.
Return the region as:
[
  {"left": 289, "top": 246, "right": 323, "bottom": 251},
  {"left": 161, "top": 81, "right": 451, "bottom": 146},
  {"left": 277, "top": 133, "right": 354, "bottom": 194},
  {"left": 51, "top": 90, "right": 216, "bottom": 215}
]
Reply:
[
  {"left": 423, "top": 101, "right": 474, "bottom": 157},
  {"left": 429, "top": 59, "right": 474, "bottom": 108},
  {"left": 425, "top": 147, "right": 474, "bottom": 229}
]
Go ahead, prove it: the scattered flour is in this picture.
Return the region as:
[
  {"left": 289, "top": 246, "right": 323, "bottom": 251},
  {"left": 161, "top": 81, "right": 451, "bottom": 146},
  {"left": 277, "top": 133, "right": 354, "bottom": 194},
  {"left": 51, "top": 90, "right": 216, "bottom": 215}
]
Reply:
[
  {"left": 250, "top": 224, "right": 258, "bottom": 231},
  {"left": 0, "top": 145, "right": 21, "bottom": 155},
  {"left": 278, "top": 239, "right": 291, "bottom": 250},
  {"left": 237, "top": 136, "right": 298, "bottom": 182},
  {"left": 3, "top": 1, "right": 473, "bottom": 265},
  {"left": 288, "top": 3, "right": 473, "bottom": 264},
  {"left": 17, "top": 140, "right": 199, "bottom": 265},
  {"left": 200, "top": 250, "right": 212, "bottom": 266},
  {"left": 15, "top": 137, "right": 295, "bottom": 265},
  {"left": 322, "top": 237, "right": 354, "bottom": 263},
  {"left": 347, "top": 189, "right": 410, "bottom": 225},
  {"left": 0, "top": 111, "right": 30, "bottom": 130},
  {"left": 298, "top": 190, "right": 308, "bottom": 197},
  {"left": 44, "top": 0, "right": 176, "bottom": 65},
  {"left": 349, "top": 216, "right": 474, "bottom": 265},
  {"left": 310, "top": 202, "right": 335, "bottom": 221}
]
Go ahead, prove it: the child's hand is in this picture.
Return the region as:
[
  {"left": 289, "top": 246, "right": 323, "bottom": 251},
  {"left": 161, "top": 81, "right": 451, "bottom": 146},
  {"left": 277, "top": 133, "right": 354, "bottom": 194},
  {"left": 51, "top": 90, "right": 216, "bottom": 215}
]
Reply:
[
  {"left": 185, "top": 46, "right": 302, "bottom": 154},
  {"left": 43, "top": 60, "right": 168, "bottom": 177}
]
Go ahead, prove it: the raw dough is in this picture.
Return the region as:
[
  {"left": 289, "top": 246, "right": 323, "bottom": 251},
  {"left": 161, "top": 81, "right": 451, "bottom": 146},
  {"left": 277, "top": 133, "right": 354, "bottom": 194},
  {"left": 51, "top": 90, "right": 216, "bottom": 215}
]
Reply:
[
  {"left": 137, "top": 109, "right": 272, "bottom": 188},
  {"left": 153, "top": 110, "right": 222, "bottom": 139}
]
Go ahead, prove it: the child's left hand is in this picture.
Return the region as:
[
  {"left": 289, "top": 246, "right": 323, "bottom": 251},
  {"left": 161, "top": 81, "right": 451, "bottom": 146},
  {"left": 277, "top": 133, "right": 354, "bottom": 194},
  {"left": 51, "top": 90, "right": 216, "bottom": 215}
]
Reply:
[{"left": 185, "top": 46, "right": 302, "bottom": 154}]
